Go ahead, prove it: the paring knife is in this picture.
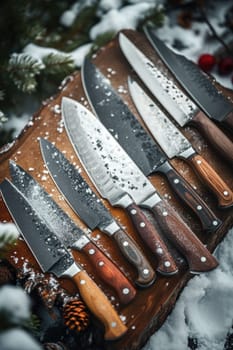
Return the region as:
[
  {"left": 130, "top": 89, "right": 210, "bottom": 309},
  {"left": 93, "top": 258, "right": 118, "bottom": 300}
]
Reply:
[
  {"left": 9, "top": 160, "right": 136, "bottom": 304},
  {"left": 0, "top": 179, "right": 127, "bottom": 340},
  {"left": 62, "top": 97, "right": 218, "bottom": 274},
  {"left": 61, "top": 101, "right": 178, "bottom": 277},
  {"left": 144, "top": 26, "right": 233, "bottom": 133},
  {"left": 81, "top": 58, "right": 222, "bottom": 232},
  {"left": 128, "top": 79, "right": 233, "bottom": 209},
  {"left": 39, "top": 138, "right": 156, "bottom": 287},
  {"left": 119, "top": 32, "right": 233, "bottom": 166}
]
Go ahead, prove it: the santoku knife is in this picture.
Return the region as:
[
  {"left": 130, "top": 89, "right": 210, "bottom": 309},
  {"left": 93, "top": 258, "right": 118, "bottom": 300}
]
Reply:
[
  {"left": 81, "top": 58, "right": 222, "bottom": 232},
  {"left": 0, "top": 179, "right": 127, "bottom": 340},
  {"left": 119, "top": 32, "right": 233, "bottom": 166},
  {"left": 39, "top": 138, "right": 156, "bottom": 287},
  {"left": 62, "top": 97, "right": 218, "bottom": 274},
  {"left": 128, "top": 79, "right": 233, "bottom": 209},
  {"left": 9, "top": 160, "right": 136, "bottom": 304},
  {"left": 144, "top": 26, "right": 233, "bottom": 132}
]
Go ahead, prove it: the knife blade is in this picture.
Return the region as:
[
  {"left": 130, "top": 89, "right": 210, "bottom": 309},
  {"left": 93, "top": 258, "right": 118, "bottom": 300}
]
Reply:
[
  {"left": 81, "top": 57, "right": 222, "bottom": 232},
  {"left": 61, "top": 101, "right": 178, "bottom": 277},
  {"left": 62, "top": 97, "right": 218, "bottom": 274},
  {"left": 128, "top": 78, "right": 233, "bottom": 209},
  {"left": 118, "top": 32, "right": 233, "bottom": 166},
  {"left": 0, "top": 178, "right": 127, "bottom": 340},
  {"left": 39, "top": 138, "right": 156, "bottom": 287},
  {"left": 9, "top": 160, "right": 136, "bottom": 304},
  {"left": 144, "top": 26, "right": 233, "bottom": 131}
]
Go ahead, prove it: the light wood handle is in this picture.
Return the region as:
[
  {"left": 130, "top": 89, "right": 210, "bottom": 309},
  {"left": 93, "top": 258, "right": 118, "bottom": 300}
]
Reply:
[
  {"left": 73, "top": 270, "right": 127, "bottom": 340},
  {"left": 192, "top": 110, "right": 233, "bottom": 165},
  {"left": 82, "top": 241, "right": 136, "bottom": 304},
  {"left": 188, "top": 154, "right": 233, "bottom": 208}
]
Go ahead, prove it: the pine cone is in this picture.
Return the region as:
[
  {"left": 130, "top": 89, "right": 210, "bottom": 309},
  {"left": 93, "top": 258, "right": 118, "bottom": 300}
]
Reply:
[{"left": 63, "top": 299, "right": 90, "bottom": 332}]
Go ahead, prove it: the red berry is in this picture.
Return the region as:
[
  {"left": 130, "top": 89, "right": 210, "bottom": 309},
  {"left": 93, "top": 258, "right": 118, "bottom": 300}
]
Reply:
[
  {"left": 218, "top": 57, "right": 233, "bottom": 75},
  {"left": 198, "top": 54, "right": 216, "bottom": 72}
]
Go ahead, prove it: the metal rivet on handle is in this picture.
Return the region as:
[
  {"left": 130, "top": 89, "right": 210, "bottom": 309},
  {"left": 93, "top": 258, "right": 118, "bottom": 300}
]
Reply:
[
  {"left": 164, "top": 261, "right": 171, "bottom": 267},
  {"left": 123, "top": 241, "right": 129, "bottom": 247},
  {"left": 130, "top": 209, "right": 137, "bottom": 215},
  {"left": 201, "top": 256, "right": 207, "bottom": 262},
  {"left": 156, "top": 247, "right": 163, "bottom": 254},
  {"left": 80, "top": 279, "right": 86, "bottom": 285},
  {"left": 123, "top": 288, "right": 130, "bottom": 295},
  {"left": 139, "top": 222, "right": 146, "bottom": 227},
  {"left": 143, "top": 268, "right": 149, "bottom": 275},
  {"left": 98, "top": 261, "right": 104, "bottom": 267},
  {"left": 89, "top": 249, "right": 95, "bottom": 255},
  {"left": 174, "top": 178, "right": 179, "bottom": 184},
  {"left": 197, "top": 205, "right": 202, "bottom": 211},
  {"left": 223, "top": 191, "right": 229, "bottom": 196},
  {"left": 213, "top": 220, "right": 219, "bottom": 226}
]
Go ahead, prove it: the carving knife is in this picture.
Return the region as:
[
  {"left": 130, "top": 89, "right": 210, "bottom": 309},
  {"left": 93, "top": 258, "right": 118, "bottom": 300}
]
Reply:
[
  {"left": 39, "top": 138, "right": 156, "bottom": 287},
  {"left": 0, "top": 178, "right": 127, "bottom": 340},
  {"left": 119, "top": 32, "right": 233, "bottom": 166},
  {"left": 128, "top": 78, "right": 233, "bottom": 209},
  {"left": 62, "top": 97, "right": 218, "bottom": 274},
  {"left": 144, "top": 26, "right": 233, "bottom": 132},
  {"left": 9, "top": 160, "right": 136, "bottom": 304},
  {"left": 81, "top": 58, "right": 222, "bottom": 232}
]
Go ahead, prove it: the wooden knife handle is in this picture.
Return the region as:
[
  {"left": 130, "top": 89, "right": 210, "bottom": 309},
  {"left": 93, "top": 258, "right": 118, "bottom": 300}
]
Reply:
[
  {"left": 149, "top": 200, "right": 218, "bottom": 273},
  {"left": 113, "top": 228, "right": 156, "bottom": 287},
  {"left": 191, "top": 110, "right": 233, "bottom": 165},
  {"left": 82, "top": 241, "right": 136, "bottom": 304},
  {"left": 157, "top": 161, "right": 222, "bottom": 232},
  {"left": 72, "top": 270, "right": 127, "bottom": 340},
  {"left": 224, "top": 111, "right": 233, "bottom": 133},
  {"left": 188, "top": 153, "right": 233, "bottom": 208},
  {"left": 125, "top": 203, "right": 178, "bottom": 276}
]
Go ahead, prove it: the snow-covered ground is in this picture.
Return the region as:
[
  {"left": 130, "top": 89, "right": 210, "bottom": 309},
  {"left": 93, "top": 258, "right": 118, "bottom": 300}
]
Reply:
[{"left": 0, "top": 1, "right": 233, "bottom": 349}]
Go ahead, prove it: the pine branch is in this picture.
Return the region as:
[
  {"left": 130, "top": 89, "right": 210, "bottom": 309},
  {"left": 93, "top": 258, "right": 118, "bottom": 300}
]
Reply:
[
  {"left": 42, "top": 53, "right": 75, "bottom": 76},
  {"left": 0, "top": 233, "right": 17, "bottom": 259},
  {"left": 23, "top": 313, "right": 41, "bottom": 337},
  {"left": 7, "top": 53, "right": 44, "bottom": 93}
]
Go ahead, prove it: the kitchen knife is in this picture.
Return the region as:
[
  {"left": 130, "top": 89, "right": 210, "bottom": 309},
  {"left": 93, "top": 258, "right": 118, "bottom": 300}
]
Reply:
[
  {"left": 9, "top": 160, "right": 136, "bottom": 304},
  {"left": 60, "top": 110, "right": 178, "bottom": 275},
  {"left": 39, "top": 138, "right": 156, "bottom": 287},
  {"left": 128, "top": 78, "right": 233, "bottom": 209},
  {"left": 144, "top": 26, "right": 233, "bottom": 131},
  {"left": 81, "top": 58, "right": 222, "bottom": 232},
  {"left": 62, "top": 97, "right": 218, "bottom": 274},
  {"left": 119, "top": 32, "right": 233, "bottom": 166},
  {"left": 0, "top": 179, "right": 127, "bottom": 340}
]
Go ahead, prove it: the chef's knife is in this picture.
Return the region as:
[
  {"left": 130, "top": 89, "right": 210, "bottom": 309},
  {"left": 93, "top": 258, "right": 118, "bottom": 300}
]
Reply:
[
  {"left": 128, "top": 78, "right": 233, "bottom": 209},
  {"left": 39, "top": 138, "right": 156, "bottom": 287},
  {"left": 144, "top": 26, "right": 233, "bottom": 132},
  {"left": 119, "top": 32, "right": 233, "bottom": 166},
  {"left": 62, "top": 97, "right": 218, "bottom": 273},
  {"left": 81, "top": 58, "right": 222, "bottom": 232},
  {"left": 61, "top": 103, "right": 178, "bottom": 276},
  {"left": 9, "top": 160, "right": 136, "bottom": 304},
  {"left": 0, "top": 179, "right": 127, "bottom": 340}
]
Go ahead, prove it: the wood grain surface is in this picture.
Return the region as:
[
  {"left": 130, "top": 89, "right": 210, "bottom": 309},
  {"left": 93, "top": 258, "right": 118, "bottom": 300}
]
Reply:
[{"left": 0, "top": 30, "right": 233, "bottom": 350}]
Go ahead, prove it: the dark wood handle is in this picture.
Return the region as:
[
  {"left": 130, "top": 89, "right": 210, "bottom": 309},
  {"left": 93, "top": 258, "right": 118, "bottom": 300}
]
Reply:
[
  {"left": 73, "top": 270, "right": 127, "bottom": 340},
  {"left": 150, "top": 200, "right": 218, "bottom": 273},
  {"left": 114, "top": 228, "right": 156, "bottom": 287},
  {"left": 157, "top": 161, "right": 222, "bottom": 232},
  {"left": 224, "top": 111, "right": 233, "bottom": 133},
  {"left": 82, "top": 241, "right": 136, "bottom": 304},
  {"left": 191, "top": 110, "right": 233, "bottom": 165},
  {"left": 188, "top": 153, "right": 233, "bottom": 209},
  {"left": 125, "top": 203, "right": 178, "bottom": 276}
]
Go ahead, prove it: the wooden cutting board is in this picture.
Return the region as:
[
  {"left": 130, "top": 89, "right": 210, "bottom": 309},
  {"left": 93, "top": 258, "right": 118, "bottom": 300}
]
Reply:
[{"left": 0, "top": 30, "right": 233, "bottom": 350}]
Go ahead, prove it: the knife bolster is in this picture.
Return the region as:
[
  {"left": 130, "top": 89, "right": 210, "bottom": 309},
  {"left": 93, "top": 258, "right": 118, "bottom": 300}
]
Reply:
[
  {"left": 62, "top": 262, "right": 82, "bottom": 277},
  {"left": 140, "top": 193, "right": 161, "bottom": 209},
  {"left": 72, "top": 235, "right": 90, "bottom": 250},
  {"left": 102, "top": 221, "right": 120, "bottom": 236}
]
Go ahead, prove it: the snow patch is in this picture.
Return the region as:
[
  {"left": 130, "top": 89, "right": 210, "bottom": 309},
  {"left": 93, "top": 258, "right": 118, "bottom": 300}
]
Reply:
[{"left": 0, "top": 329, "right": 42, "bottom": 350}]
